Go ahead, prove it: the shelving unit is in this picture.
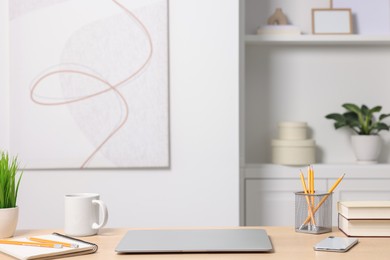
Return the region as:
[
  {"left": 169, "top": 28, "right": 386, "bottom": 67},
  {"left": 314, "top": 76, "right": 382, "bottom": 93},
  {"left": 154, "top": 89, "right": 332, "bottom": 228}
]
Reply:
[{"left": 240, "top": 0, "right": 390, "bottom": 226}]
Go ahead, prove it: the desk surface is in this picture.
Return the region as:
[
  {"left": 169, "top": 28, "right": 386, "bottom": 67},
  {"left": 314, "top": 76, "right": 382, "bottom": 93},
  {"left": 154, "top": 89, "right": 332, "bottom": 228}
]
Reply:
[{"left": 2, "top": 227, "right": 390, "bottom": 260}]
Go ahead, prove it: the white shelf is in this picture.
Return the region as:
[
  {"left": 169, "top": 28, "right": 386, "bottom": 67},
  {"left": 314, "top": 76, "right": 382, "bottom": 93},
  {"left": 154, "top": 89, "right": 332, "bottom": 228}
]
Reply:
[
  {"left": 243, "top": 163, "right": 390, "bottom": 179},
  {"left": 245, "top": 34, "right": 390, "bottom": 45}
]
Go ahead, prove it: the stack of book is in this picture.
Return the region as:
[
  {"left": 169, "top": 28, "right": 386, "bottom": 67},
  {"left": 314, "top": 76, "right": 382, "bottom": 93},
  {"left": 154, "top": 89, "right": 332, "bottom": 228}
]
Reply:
[{"left": 338, "top": 201, "right": 390, "bottom": 237}]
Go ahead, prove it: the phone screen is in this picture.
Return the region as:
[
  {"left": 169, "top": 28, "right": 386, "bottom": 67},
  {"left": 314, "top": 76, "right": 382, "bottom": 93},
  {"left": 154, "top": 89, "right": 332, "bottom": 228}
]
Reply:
[{"left": 313, "top": 236, "right": 358, "bottom": 252}]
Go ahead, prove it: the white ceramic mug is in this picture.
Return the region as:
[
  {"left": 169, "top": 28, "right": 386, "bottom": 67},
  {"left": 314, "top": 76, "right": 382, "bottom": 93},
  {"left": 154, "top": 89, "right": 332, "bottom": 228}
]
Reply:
[{"left": 64, "top": 193, "right": 108, "bottom": 236}]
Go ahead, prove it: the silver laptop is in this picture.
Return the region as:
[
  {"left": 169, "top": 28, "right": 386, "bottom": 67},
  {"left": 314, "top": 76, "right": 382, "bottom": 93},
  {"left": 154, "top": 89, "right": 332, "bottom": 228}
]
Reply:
[{"left": 115, "top": 228, "right": 273, "bottom": 253}]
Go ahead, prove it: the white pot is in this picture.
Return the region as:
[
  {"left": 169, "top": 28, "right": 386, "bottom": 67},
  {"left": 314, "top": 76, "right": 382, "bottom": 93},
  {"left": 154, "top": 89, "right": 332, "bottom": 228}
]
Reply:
[
  {"left": 351, "top": 135, "right": 382, "bottom": 164},
  {"left": 0, "top": 207, "right": 19, "bottom": 238}
]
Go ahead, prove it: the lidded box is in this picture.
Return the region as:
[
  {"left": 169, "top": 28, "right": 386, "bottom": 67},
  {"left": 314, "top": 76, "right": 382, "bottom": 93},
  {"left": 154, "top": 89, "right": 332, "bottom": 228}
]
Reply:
[
  {"left": 272, "top": 139, "right": 315, "bottom": 165},
  {"left": 278, "top": 122, "right": 307, "bottom": 140},
  {"left": 272, "top": 121, "right": 316, "bottom": 165}
]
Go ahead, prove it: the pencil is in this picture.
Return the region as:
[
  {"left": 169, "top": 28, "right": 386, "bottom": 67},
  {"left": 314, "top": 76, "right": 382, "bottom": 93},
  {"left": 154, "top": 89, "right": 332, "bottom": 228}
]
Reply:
[
  {"left": 299, "top": 171, "right": 316, "bottom": 226},
  {"left": 0, "top": 239, "right": 63, "bottom": 248},
  {"left": 301, "top": 173, "right": 345, "bottom": 226},
  {"left": 309, "top": 166, "right": 315, "bottom": 212},
  {"left": 29, "top": 237, "right": 79, "bottom": 248},
  {"left": 310, "top": 166, "right": 315, "bottom": 194}
]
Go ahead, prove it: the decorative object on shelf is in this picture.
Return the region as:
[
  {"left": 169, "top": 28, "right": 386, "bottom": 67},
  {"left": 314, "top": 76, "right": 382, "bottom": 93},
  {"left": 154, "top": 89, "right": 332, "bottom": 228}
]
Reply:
[
  {"left": 0, "top": 152, "right": 23, "bottom": 238},
  {"left": 350, "top": 135, "right": 382, "bottom": 164},
  {"left": 271, "top": 122, "right": 316, "bottom": 165},
  {"left": 278, "top": 122, "right": 307, "bottom": 140},
  {"left": 312, "top": 9, "right": 353, "bottom": 34},
  {"left": 312, "top": 0, "right": 353, "bottom": 35},
  {"left": 257, "top": 8, "right": 301, "bottom": 35},
  {"left": 267, "top": 8, "right": 288, "bottom": 25},
  {"left": 325, "top": 103, "right": 390, "bottom": 164}
]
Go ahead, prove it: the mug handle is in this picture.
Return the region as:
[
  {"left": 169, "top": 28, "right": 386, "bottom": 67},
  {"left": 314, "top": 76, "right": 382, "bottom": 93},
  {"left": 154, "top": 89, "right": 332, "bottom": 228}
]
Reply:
[{"left": 91, "top": 200, "right": 108, "bottom": 230}]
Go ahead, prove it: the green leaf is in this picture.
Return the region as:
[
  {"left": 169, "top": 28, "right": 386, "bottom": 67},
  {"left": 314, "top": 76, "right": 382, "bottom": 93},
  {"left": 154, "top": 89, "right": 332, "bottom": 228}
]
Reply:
[
  {"left": 375, "top": 122, "right": 390, "bottom": 132},
  {"left": 0, "top": 151, "right": 22, "bottom": 208},
  {"left": 361, "top": 105, "right": 369, "bottom": 116},
  {"left": 342, "top": 103, "right": 361, "bottom": 114},
  {"left": 325, "top": 113, "right": 344, "bottom": 121},
  {"left": 379, "top": 114, "right": 390, "bottom": 120},
  {"left": 334, "top": 121, "right": 347, "bottom": 129},
  {"left": 370, "top": 106, "right": 382, "bottom": 114},
  {"left": 343, "top": 111, "right": 358, "bottom": 121}
]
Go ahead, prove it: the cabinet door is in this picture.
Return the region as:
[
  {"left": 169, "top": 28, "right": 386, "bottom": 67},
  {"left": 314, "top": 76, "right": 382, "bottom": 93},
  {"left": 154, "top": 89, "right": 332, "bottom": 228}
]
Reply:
[
  {"left": 331, "top": 178, "right": 390, "bottom": 224},
  {"left": 245, "top": 179, "right": 327, "bottom": 226}
]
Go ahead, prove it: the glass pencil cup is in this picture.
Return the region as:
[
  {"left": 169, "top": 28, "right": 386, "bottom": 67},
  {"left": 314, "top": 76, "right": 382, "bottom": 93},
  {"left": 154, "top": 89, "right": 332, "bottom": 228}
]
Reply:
[{"left": 295, "top": 191, "right": 332, "bottom": 234}]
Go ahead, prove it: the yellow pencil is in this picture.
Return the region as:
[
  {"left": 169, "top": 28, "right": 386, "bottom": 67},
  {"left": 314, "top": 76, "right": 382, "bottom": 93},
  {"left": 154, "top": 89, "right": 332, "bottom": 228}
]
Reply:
[
  {"left": 0, "top": 239, "right": 62, "bottom": 248},
  {"left": 309, "top": 166, "right": 315, "bottom": 207},
  {"left": 308, "top": 166, "right": 310, "bottom": 193},
  {"left": 299, "top": 171, "right": 316, "bottom": 226},
  {"left": 328, "top": 174, "right": 345, "bottom": 192},
  {"left": 29, "top": 237, "right": 79, "bottom": 248},
  {"left": 301, "top": 173, "right": 345, "bottom": 226},
  {"left": 308, "top": 166, "right": 315, "bottom": 220},
  {"left": 310, "top": 166, "right": 315, "bottom": 194}
]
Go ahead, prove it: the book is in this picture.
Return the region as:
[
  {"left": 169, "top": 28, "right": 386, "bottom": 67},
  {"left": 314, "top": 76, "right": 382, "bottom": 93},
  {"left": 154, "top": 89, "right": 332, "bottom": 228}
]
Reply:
[
  {"left": 338, "top": 214, "right": 390, "bottom": 237},
  {"left": 338, "top": 201, "right": 390, "bottom": 219},
  {"left": 0, "top": 232, "right": 97, "bottom": 260}
]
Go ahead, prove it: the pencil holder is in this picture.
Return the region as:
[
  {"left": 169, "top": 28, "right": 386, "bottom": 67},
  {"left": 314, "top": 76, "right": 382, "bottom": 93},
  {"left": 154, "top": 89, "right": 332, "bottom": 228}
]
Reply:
[{"left": 295, "top": 191, "right": 332, "bottom": 234}]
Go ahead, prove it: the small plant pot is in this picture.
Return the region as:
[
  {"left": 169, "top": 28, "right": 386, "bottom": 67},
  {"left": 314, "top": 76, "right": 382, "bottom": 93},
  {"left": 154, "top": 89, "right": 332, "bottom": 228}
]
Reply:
[
  {"left": 351, "top": 135, "right": 382, "bottom": 164},
  {"left": 0, "top": 207, "right": 19, "bottom": 238}
]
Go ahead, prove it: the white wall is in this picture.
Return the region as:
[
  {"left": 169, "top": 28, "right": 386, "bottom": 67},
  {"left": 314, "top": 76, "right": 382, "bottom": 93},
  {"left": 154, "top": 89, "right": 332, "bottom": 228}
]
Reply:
[
  {"left": 0, "top": 1, "right": 9, "bottom": 148},
  {"left": 0, "top": 0, "right": 240, "bottom": 229}
]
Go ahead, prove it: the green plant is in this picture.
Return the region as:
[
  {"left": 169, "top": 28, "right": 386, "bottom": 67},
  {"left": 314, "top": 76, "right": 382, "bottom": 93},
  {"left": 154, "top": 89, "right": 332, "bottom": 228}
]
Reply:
[
  {"left": 325, "top": 103, "right": 390, "bottom": 135},
  {"left": 0, "top": 152, "right": 23, "bottom": 208}
]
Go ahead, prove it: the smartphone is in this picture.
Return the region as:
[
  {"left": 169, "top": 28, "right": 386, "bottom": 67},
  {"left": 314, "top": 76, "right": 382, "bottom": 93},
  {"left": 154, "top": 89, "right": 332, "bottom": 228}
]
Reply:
[{"left": 313, "top": 236, "right": 358, "bottom": 252}]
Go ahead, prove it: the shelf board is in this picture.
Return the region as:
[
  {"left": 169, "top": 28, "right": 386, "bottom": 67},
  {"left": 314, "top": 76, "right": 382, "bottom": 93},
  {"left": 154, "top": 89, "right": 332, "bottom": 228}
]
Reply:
[
  {"left": 243, "top": 163, "right": 390, "bottom": 179},
  {"left": 245, "top": 34, "right": 390, "bottom": 45}
]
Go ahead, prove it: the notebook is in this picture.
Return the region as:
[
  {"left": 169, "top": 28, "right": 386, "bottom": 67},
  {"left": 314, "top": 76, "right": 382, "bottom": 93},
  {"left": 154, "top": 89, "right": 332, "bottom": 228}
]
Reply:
[
  {"left": 115, "top": 228, "right": 273, "bottom": 253},
  {"left": 0, "top": 233, "right": 97, "bottom": 260}
]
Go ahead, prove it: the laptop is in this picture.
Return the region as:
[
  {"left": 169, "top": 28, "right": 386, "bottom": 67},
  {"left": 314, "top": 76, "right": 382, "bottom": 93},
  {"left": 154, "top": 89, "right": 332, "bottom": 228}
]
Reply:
[{"left": 115, "top": 228, "right": 273, "bottom": 253}]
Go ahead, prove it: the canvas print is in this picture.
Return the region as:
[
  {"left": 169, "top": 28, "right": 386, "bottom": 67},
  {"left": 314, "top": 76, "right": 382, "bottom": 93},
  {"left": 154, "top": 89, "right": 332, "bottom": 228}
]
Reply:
[{"left": 9, "top": 0, "right": 170, "bottom": 169}]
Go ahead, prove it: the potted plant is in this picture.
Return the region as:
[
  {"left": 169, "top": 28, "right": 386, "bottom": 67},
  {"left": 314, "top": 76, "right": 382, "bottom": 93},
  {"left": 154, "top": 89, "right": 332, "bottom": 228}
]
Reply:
[
  {"left": 325, "top": 103, "right": 390, "bottom": 163},
  {"left": 0, "top": 151, "right": 23, "bottom": 238}
]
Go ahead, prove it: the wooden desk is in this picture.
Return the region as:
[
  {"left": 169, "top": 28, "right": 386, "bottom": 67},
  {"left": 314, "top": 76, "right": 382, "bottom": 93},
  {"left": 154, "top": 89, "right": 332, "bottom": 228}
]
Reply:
[{"left": 2, "top": 227, "right": 390, "bottom": 260}]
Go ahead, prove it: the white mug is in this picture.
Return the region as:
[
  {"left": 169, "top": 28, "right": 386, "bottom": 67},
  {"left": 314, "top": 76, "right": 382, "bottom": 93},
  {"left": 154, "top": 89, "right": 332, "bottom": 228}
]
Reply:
[{"left": 64, "top": 193, "right": 108, "bottom": 236}]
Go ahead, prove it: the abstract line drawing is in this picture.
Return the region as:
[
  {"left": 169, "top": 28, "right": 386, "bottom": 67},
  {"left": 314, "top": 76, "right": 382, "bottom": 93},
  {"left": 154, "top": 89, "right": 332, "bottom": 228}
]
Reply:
[{"left": 9, "top": 0, "right": 169, "bottom": 169}]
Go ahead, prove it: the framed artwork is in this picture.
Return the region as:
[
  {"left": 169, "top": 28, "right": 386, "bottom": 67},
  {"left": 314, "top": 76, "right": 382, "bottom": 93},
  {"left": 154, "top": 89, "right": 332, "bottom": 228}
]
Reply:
[
  {"left": 312, "top": 9, "right": 353, "bottom": 34},
  {"left": 9, "top": 0, "right": 170, "bottom": 169}
]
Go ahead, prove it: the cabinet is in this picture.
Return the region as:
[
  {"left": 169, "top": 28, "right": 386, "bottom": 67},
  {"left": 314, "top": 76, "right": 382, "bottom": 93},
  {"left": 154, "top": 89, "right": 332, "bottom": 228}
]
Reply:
[
  {"left": 240, "top": 0, "right": 390, "bottom": 225},
  {"left": 244, "top": 164, "right": 390, "bottom": 226}
]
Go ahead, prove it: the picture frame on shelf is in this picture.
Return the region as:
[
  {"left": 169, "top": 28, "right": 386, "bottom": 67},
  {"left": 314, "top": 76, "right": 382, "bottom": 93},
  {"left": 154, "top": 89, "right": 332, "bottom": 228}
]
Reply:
[{"left": 312, "top": 9, "right": 353, "bottom": 35}]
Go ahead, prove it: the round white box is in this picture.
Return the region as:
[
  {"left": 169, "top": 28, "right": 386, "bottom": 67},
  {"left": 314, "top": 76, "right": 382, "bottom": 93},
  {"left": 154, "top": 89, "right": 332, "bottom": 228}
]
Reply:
[
  {"left": 272, "top": 139, "right": 315, "bottom": 166},
  {"left": 278, "top": 122, "right": 308, "bottom": 140}
]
